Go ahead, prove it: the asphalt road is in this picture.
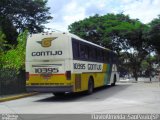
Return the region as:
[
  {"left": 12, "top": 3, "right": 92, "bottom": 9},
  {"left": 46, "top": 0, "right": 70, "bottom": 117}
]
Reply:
[{"left": 0, "top": 82, "right": 160, "bottom": 116}]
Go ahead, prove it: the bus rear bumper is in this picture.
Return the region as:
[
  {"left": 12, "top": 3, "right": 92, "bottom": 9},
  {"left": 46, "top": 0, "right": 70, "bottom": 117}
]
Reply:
[{"left": 26, "top": 85, "right": 73, "bottom": 93}]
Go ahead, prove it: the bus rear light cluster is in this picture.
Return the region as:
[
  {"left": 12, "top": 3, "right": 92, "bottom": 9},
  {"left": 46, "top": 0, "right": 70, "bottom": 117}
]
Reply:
[
  {"left": 65, "top": 71, "right": 71, "bottom": 80},
  {"left": 26, "top": 72, "right": 29, "bottom": 81}
]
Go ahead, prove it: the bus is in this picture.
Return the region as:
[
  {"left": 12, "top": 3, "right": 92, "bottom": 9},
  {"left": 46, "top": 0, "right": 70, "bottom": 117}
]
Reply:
[{"left": 25, "top": 31, "right": 119, "bottom": 96}]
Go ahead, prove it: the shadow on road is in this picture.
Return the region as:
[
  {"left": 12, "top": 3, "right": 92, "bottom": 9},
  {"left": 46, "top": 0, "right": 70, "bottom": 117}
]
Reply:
[{"left": 35, "top": 83, "right": 131, "bottom": 102}]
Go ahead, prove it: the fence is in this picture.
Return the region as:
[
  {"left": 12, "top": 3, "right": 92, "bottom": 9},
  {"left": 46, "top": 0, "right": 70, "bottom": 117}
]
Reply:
[{"left": 0, "top": 69, "right": 26, "bottom": 96}]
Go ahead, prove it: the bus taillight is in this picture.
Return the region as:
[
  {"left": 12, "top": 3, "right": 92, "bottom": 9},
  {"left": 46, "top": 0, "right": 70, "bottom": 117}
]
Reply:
[
  {"left": 65, "top": 71, "right": 71, "bottom": 80},
  {"left": 26, "top": 72, "right": 29, "bottom": 81}
]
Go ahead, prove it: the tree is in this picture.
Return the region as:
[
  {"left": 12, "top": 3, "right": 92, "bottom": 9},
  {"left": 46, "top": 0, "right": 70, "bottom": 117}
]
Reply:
[
  {"left": 148, "top": 15, "right": 160, "bottom": 56},
  {"left": 68, "top": 13, "right": 149, "bottom": 81},
  {"left": 0, "top": 30, "right": 28, "bottom": 72},
  {"left": 141, "top": 55, "right": 157, "bottom": 81},
  {"left": 0, "top": 0, "right": 52, "bottom": 45},
  {"left": 69, "top": 14, "right": 104, "bottom": 45},
  {"left": 0, "top": 30, "right": 6, "bottom": 54}
]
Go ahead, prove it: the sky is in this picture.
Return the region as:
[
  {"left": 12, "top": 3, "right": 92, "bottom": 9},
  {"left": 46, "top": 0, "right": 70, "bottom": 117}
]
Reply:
[{"left": 45, "top": 0, "right": 160, "bottom": 32}]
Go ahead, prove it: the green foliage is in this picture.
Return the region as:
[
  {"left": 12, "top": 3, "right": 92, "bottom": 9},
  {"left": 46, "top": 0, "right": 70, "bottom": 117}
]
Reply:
[
  {"left": 148, "top": 15, "right": 160, "bottom": 55},
  {"left": 68, "top": 13, "right": 150, "bottom": 81},
  {"left": 0, "top": 0, "right": 52, "bottom": 46},
  {"left": 0, "top": 30, "right": 28, "bottom": 73},
  {"left": 141, "top": 55, "right": 157, "bottom": 79},
  {"left": 0, "top": 18, "right": 18, "bottom": 45},
  {"left": 69, "top": 13, "right": 148, "bottom": 54},
  {"left": 0, "top": 30, "right": 6, "bottom": 53},
  {"left": 0, "top": 30, "right": 14, "bottom": 53},
  {"left": 141, "top": 60, "right": 149, "bottom": 71}
]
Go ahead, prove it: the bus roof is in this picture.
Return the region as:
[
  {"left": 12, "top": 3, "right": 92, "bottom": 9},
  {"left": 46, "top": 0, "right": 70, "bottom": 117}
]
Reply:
[{"left": 29, "top": 31, "right": 112, "bottom": 52}]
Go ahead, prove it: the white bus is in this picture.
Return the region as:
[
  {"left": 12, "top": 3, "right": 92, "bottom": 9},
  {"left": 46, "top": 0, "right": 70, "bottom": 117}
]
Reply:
[{"left": 25, "top": 32, "right": 119, "bottom": 96}]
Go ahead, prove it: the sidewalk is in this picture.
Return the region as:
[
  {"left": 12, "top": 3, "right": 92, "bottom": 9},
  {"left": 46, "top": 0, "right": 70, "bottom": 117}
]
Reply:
[
  {"left": 118, "top": 76, "right": 160, "bottom": 83},
  {"left": 0, "top": 92, "right": 38, "bottom": 102}
]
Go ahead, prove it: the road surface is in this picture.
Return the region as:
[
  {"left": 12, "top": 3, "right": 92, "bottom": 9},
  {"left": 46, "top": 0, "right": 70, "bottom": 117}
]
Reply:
[{"left": 0, "top": 82, "right": 160, "bottom": 114}]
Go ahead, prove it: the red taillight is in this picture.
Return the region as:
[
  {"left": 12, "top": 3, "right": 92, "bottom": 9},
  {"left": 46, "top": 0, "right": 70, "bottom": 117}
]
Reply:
[
  {"left": 65, "top": 71, "right": 71, "bottom": 80},
  {"left": 26, "top": 72, "right": 29, "bottom": 81}
]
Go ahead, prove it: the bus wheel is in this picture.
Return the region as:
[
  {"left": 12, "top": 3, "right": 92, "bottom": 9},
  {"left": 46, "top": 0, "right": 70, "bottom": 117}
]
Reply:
[
  {"left": 53, "top": 92, "right": 65, "bottom": 97},
  {"left": 111, "top": 75, "right": 117, "bottom": 86},
  {"left": 87, "top": 78, "right": 94, "bottom": 94}
]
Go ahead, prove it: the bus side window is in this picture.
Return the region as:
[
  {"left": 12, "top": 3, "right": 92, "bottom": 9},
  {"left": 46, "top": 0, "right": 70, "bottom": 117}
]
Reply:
[
  {"left": 80, "top": 44, "right": 89, "bottom": 60},
  {"left": 104, "top": 51, "right": 109, "bottom": 63},
  {"left": 100, "top": 50, "right": 104, "bottom": 62},
  {"left": 89, "top": 47, "right": 96, "bottom": 61},
  {"left": 96, "top": 49, "right": 100, "bottom": 61},
  {"left": 93, "top": 48, "right": 97, "bottom": 60},
  {"left": 109, "top": 52, "right": 112, "bottom": 63},
  {"left": 102, "top": 50, "right": 105, "bottom": 62},
  {"left": 97, "top": 49, "right": 103, "bottom": 62},
  {"left": 80, "top": 44, "right": 85, "bottom": 59},
  {"left": 72, "top": 40, "right": 79, "bottom": 59},
  {"left": 113, "top": 53, "right": 117, "bottom": 64},
  {"left": 84, "top": 45, "right": 89, "bottom": 59}
]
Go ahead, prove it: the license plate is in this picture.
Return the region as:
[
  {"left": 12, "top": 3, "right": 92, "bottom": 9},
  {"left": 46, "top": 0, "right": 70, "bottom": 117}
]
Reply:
[
  {"left": 35, "top": 68, "right": 59, "bottom": 74},
  {"left": 40, "top": 74, "right": 52, "bottom": 80}
]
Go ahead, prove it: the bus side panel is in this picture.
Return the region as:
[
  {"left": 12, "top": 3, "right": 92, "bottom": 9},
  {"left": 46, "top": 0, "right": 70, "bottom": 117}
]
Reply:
[
  {"left": 73, "top": 73, "right": 94, "bottom": 92},
  {"left": 71, "top": 61, "right": 112, "bottom": 92},
  {"left": 94, "top": 72, "right": 105, "bottom": 88},
  {"left": 103, "top": 63, "right": 112, "bottom": 85},
  {"left": 74, "top": 71, "right": 107, "bottom": 92}
]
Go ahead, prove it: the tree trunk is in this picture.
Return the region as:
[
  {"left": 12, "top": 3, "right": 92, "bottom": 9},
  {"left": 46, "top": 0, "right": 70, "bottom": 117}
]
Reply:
[
  {"left": 149, "top": 76, "right": 152, "bottom": 82},
  {"left": 149, "top": 62, "right": 152, "bottom": 82},
  {"left": 133, "top": 71, "right": 138, "bottom": 81}
]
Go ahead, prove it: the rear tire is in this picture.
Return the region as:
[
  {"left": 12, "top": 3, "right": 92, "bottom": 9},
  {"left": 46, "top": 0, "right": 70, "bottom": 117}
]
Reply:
[
  {"left": 111, "top": 75, "right": 116, "bottom": 86},
  {"left": 87, "top": 78, "right": 94, "bottom": 94},
  {"left": 53, "top": 92, "right": 65, "bottom": 97}
]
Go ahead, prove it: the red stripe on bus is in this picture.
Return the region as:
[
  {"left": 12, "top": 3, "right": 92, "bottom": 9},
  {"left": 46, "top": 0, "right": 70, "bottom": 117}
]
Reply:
[{"left": 29, "top": 74, "right": 65, "bottom": 76}]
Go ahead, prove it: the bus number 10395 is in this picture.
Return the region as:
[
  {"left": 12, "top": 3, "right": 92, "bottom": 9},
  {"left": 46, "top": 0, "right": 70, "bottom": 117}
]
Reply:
[{"left": 35, "top": 68, "right": 59, "bottom": 74}]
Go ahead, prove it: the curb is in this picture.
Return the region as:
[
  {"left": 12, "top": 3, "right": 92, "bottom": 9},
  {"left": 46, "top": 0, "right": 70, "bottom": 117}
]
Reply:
[{"left": 0, "top": 92, "right": 38, "bottom": 102}]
